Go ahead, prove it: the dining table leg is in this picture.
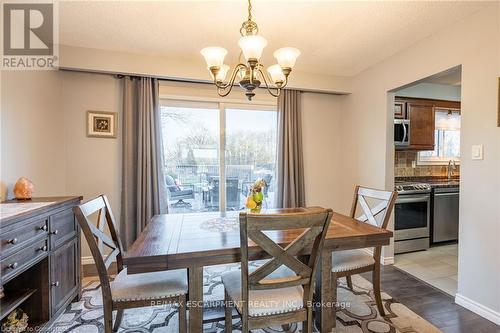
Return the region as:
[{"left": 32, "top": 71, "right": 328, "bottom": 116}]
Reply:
[
  {"left": 188, "top": 266, "right": 204, "bottom": 332},
  {"left": 315, "top": 250, "right": 334, "bottom": 333}
]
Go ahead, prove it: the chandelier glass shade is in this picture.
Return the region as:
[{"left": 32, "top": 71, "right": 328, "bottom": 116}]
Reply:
[{"left": 200, "top": 0, "right": 300, "bottom": 100}]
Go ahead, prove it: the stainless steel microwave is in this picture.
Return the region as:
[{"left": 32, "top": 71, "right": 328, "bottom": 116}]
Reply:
[{"left": 394, "top": 119, "right": 410, "bottom": 147}]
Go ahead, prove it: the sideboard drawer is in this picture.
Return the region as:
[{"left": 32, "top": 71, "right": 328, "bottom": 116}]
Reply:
[
  {"left": 1, "top": 238, "right": 49, "bottom": 283},
  {"left": 1, "top": 218, "right": 49, "bottom": 259},
  {"left": 50, "top": 208, "right": 77, "bottom": 249}
]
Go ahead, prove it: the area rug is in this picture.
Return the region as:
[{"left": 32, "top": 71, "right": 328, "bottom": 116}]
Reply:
[{"left": 49, "top": 264, "right": 441, "bottom": 332}]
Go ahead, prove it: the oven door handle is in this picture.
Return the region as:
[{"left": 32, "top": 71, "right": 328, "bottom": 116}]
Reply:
[{"left": 397, "top": 196, "right": 430, "bottom": 204}]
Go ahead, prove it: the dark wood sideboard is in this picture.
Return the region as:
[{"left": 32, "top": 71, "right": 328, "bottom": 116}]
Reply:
[{"left": 0, "top": 196, "right": 82, "bottom": 331}]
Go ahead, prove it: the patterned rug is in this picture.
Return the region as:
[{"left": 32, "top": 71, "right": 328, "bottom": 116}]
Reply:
[{"left": 49, "top": 264, "right": 441, "bottom": 332}]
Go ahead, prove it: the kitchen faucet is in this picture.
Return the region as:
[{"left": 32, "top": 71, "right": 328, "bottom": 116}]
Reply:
[{"left": 447, "top": 160, "right": 457, "bottom": 181}]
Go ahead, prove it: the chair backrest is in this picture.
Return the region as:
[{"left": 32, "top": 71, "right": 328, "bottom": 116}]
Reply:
[
  {"left": 350, "top": 186, "right": 397, "bottom": 230},
  {"left": 73, "top": 195, "right": 124, "bottom": 299},
  {"left": 239, "top": 208, "right": 333, "bottom": 315},
  {"left": 165, "top": 174, "right": 180, "bottom": 192}
]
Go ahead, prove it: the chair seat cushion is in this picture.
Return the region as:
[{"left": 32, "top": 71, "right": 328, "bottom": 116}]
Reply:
[
  {"left": 170, "top": 189, "right": 193, "bottom": 198},
  {"left": 221, "top": 266, "right": 304, "bottom": 317},
  {"left": 331, "top": 249, "right": 375, "bottom": 273},
  {"left": 111, "top": 268, "right": 188, "bottom": 302}
]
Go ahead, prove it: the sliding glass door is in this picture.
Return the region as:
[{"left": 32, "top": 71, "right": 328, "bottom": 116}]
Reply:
[
  {"left": 225, "top": 107, "right": 278, "bottom": 211},
  {"left": 160, "top": 101, "right": 220, "bottom": 212},
  {"left": 160, "top": 100, "right": 277, "bottom": 213}
]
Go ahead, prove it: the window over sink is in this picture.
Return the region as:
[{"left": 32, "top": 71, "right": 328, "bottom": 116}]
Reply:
[{"left": 418, "top": 109, "right": 460, "bottom": 165}]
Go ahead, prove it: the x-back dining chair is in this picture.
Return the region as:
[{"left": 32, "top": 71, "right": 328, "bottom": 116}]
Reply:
[
  {"left": 73, "top": 195, "right": 188, "bottom": 333},
  {"left": 222, "top": 208, "right": 333, "bottom": 333},
  {"left": 330, "top": 186, "right": 397, "bottom": 324}
]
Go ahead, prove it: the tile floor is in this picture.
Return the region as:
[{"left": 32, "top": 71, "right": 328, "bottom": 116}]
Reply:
[{"left": 394, "top": 243, "right": 458, "bottom": 296}]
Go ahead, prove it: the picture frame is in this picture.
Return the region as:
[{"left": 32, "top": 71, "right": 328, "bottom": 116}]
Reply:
[{"left": 87, "top": 111, "right": 117, "bottom": 138}]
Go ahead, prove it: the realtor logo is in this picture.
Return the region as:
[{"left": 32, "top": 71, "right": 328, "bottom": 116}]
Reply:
[{"left": 2, "top": 2, "right": 58, "bottom": 70}]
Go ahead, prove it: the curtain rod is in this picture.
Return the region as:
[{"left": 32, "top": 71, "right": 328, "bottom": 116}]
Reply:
[
  {"left": 58, "top": 66, "right": 349, "bottom": 95},
  {"left": 58, "top": 66, "right": 214, "bottom": 85}
]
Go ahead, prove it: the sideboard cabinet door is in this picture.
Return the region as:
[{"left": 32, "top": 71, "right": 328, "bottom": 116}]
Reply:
[{"left": 50, "top": 238, "right": 79, "bottom": 315}]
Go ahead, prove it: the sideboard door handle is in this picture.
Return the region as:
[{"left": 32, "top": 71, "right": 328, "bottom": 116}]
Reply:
[
  {"left": 8, "top": 238, "right": 18, "bottom": 244},
  {"left": 50, "top": 230, "right": 59, "bottom": 235},
  {"left": 39, "top": 225, "right": 48, "bottom": 231},
  {"left": 38, "top": 245, "right": 48, "bottom": 252},
  {"left": 8, "top": 262, "right": 18, "bottom": 269},
  {"left": 51, "top": 281, "right": 60, "bottom": 287}
]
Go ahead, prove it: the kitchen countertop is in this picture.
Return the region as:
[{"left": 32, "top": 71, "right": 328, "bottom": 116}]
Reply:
[
  {"left": 427, "top": 180, "right": 460, "bottom": 189},
  {"left": 395, "top": 177, "right": 460, "bottom": 189}
]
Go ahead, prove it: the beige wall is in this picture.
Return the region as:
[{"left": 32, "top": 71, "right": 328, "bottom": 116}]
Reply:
[
  {"left": 60, "top": 71, "right": 122, "bottom": 260},
  {"left": 341, "top": 4, "right": 500, "bottom": 319},
  {"left": 1, "top": 71, "right": 122, "bottom": 259},
  {"left": 60, "top": 45, "right": 352, "bottom": 95},
  {"left": 1, "top": 71, "right": 66, "bottom": 200},
  {"left": 301, "top": 92, "right": 346, "bottom": 213}
]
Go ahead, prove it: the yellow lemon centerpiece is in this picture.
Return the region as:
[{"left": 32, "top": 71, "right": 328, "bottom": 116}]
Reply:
[{"left": 246, "top": 178, "right": 267, "bottom": 213}]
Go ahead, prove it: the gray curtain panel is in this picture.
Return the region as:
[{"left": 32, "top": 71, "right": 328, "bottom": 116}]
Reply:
[
  {"left": 120, "top": 77, "right": 167, "bottom": 249},
  {"left": 276, "top": 89, "right": 306, "bottom": 208}
]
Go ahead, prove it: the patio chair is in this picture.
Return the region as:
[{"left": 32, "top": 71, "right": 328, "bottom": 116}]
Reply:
[
  {"left": 206, "top": 176, "right": 240, "bottom": 210},
  {"left": 166, "top": 174, "right": 195, "bottom": 208}
]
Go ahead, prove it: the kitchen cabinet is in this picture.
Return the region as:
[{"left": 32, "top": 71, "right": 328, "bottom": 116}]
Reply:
[
  {"left": 394, "top": 100, "right": 406, "bottom": 119},
  {"left": 394, "top": 97, "right": 460, "bottom": 151},
  {"left": 408, "top": 102, "right": 435, "bottom": 150}
]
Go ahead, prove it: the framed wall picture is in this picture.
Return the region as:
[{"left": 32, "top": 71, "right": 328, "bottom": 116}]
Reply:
[{"left": 87, "top": 111, "right": 117, "bottom": 138}]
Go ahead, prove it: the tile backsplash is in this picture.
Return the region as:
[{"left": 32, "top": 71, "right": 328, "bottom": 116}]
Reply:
[{"left": 394, "top": 151, "right": 460, "bottom": 178}]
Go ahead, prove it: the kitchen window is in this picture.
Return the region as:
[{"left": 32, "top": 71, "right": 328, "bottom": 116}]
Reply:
[
  {"left": 418, "top": 109, "right": 461, "bottom": 165},
  {"left": 159, "top": 99, "right": 278, "bottom": 213}
]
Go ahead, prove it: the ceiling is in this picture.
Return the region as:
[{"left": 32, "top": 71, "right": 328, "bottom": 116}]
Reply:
[
  {"left": 59, "top": 1, "right": 491, "bottom": 77},
  {"left": 424, "top": 68, "right": 462, "bottom": 86}
]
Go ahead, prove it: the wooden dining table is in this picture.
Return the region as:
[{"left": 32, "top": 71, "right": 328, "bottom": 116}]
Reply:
[{"left": 124, "top": 209, "right": 392, "bottom": 333}]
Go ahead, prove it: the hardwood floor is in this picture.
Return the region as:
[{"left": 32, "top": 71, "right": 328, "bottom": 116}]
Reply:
[
  {"left": 82, "top": 263, "right": 499, "bottom": 332},
  {"left": 362, "top": 265, "right": 500, "bottom": 333}
]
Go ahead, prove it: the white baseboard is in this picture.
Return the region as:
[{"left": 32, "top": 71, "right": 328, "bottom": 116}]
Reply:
[
  {"left": 82, "top": 256, "right": 95, "bottom": 265},
  {"left": 455, "top": 293, "right": 500, "bottom": 325},
  {"left": 360, "top": 248, "right": 373, "bottom": 256},
  {"left": 358, "top": 248, "right": 394, "bottom": 265},
  {"left": 381, "top": 256, "right": 394, "bottom": 265}
]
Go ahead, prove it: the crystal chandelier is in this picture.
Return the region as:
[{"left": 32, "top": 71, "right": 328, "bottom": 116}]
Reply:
[{"left": 200, "top": 0, "right": 300, "bottom": 100}]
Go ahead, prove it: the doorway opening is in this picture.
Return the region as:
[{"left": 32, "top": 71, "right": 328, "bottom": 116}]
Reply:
[{"left": 391, "top": 66, "right": 461, "bottom": 296}]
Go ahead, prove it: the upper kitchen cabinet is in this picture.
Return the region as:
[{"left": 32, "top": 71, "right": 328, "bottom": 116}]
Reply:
[
  {"left": 394, "top": 100, "right": 407, "bottom": 119},
  {"left": 408, "top": 102, "right": 435, "bottom": 150},
  {"left": 394, "top": 97, "right": 460, "bottom": 151}
]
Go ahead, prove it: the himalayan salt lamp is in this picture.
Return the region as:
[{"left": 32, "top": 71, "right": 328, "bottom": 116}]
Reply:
[{"left": 13, "top": 177, "right": 34, "bottom": 200}]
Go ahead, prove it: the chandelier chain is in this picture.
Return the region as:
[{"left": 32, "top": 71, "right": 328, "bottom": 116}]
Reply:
[
  {"left": 240, "top": 0, "right": 257, "bottom": 36},
  {"left": 202, "top": 0, "right": 298, "bottom": 100},
  {"left": 247, "top": 0, "right": 252, "bottom": 22}
]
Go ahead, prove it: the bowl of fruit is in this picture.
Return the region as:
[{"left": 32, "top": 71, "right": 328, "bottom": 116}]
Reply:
[{"left": 245, "top": 178, "right": 267, "bottom": 213}]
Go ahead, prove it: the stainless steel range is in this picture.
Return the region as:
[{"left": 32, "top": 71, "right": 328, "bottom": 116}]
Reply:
[{"left": 394, "top": 182, "right": 431, "bottom": 254}]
